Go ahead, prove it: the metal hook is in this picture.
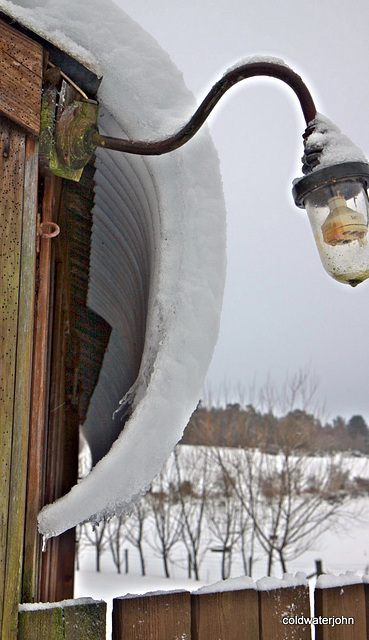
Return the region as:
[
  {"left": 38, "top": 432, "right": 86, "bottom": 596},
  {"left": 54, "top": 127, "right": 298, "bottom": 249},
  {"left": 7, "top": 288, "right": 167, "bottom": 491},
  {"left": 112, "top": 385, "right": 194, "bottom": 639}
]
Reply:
[
  {"left": 36, "top": 215, "right": 60, "bottom": 252},
  {"left": 38, "top": 221, "right": 60, "bottom": 239}
]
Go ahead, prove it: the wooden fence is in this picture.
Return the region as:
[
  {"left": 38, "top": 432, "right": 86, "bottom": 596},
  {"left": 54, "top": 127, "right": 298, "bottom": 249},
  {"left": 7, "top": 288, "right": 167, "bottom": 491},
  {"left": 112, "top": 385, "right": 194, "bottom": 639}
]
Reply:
[{"left": 17, "top": 579, "right": 369, "bottom": 639}]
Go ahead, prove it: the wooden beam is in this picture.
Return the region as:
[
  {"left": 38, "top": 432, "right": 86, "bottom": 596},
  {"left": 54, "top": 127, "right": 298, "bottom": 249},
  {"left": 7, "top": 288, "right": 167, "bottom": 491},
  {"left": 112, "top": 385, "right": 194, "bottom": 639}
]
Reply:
[
  {"left": 0, "top": 120, "right": 39, "bottom": 638},
  {"left": 0, "top": 18, "right": 42, "bottom": 638},
  {"left": 22, "top": 176, "right": 61, "bottom": 603}
]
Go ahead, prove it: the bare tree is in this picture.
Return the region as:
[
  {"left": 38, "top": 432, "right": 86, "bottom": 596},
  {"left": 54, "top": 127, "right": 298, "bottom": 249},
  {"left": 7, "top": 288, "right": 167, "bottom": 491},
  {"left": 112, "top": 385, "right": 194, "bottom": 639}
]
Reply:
[
  {"left": 257, "top": 367, "right": 326, "bottom": 419},
  {"left": 217, "top": 442, "right": 354, "bottom": 575},
  {"left": 147, "top": 459, "right": 183, "bottom": 578},
  {"left": 107, "top": 515, "right": 127, "bottom": 574},
  {"left": 81, "top": 520, "right": 109, "bottom": 572},
  {"left": 174, "top": 446, "right": 211, "bottom": 580},
  {"left": 237, "top": 501, "right": 256, "bottom": 577},
  {"left": 206, "top": 464, "right": 241, "bottom": 579},
  {"left": 75, "top": 523, "right": 86, "bottom": 571},
  {"left": 124, "top": 501, "right": 148, "bottom": 576}
]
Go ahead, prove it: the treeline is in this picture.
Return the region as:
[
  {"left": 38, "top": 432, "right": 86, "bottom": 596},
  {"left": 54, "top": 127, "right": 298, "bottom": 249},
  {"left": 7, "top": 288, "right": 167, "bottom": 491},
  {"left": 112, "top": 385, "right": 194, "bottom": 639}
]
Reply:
[{"left": 181, "top": 404, "right": 369, "bottom": 454}]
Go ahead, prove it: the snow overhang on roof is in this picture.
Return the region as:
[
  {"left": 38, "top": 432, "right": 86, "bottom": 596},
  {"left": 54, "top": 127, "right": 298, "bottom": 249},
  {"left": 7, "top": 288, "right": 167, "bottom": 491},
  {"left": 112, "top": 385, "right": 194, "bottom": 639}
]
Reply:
[{"left": 1, "top": 0, "right": 227, "bottom": 537}]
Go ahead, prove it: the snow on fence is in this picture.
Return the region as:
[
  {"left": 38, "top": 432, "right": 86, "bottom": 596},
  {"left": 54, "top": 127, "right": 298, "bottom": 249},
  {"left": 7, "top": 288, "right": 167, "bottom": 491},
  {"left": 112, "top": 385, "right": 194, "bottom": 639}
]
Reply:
[{"left": 17, "top": 575, "right": 369, "bottom": 639}]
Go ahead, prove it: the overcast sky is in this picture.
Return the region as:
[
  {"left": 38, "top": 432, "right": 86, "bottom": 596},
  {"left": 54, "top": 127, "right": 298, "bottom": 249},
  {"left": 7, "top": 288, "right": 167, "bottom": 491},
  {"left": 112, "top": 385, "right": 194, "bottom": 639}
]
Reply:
[{"left": 114, "top": 0, "right": 369, "bottom": 422}]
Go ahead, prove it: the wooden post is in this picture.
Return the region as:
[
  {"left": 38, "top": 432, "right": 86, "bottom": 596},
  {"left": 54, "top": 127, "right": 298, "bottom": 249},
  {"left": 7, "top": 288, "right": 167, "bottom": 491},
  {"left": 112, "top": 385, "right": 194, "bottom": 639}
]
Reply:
[
  {"left": 22, "top": 176, "right": 61, "bottom": 603},
  {"left": 18, "top": 598, "right": 106, "bottom": 640},
  {"left": 0, "top": 18, "right": 42, "bottom": 639},
  {"left": 364, "top": 581, "right": 369, "bottom": 640},
  {"left": 258, "top": 584, "right": 311, "bottom": 640},
  {"left": 315, "top": 581, "right": 366, "bottom": 640},
  {"left": 112, "top": 590, "right": 191, "bottom": 640},
  {"left": 0, "top": 124, "right": 39, "bottom": 639},
  {"left": 191, "top": 588, "right": 259, "bottom": 640}
]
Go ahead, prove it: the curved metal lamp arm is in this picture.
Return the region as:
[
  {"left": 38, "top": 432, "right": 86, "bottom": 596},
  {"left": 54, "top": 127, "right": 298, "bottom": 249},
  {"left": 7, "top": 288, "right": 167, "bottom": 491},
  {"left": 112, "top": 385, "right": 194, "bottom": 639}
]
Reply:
[{"left": 93, "top": 60, "right": 317, "bottom": 156}]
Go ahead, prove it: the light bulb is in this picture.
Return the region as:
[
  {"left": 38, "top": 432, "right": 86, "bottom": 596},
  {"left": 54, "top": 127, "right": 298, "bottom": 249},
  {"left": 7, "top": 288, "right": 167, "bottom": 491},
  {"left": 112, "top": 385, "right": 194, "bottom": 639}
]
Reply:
[{"left": 321, "top": 195, "right": 367, "bottom": 247}]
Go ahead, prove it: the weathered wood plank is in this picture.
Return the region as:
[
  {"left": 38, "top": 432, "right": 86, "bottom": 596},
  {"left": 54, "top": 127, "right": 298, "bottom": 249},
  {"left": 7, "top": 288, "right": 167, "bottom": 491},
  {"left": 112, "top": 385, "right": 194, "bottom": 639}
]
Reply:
[
  {"left": 112, "top": 590, "right": 191, "bottom": 640},
  {"left": 18, "top": 599, "right": 106, "bottom": 640},
  {"left": 22, "top": 176, "right": 60, "bottom": 603},
  {"left": 0, "top": 18, "right": 43, "bottom": 135},
  {"left": 63, "top": 600, "right": 107, "bottom": 639},
  {"left": 259, "top": 584, "right": 311, "bottom": 640},
  {"left": 38, "top": 84, "right": 82, "bottom": 604},
  {"left": 315, "top": 582, "right": 366, "bottom": 640},
  {"left": 2, "top": 135, "right": 38, "bottom": 637},
  {"left": 364, "top": 582, "right": 369, "bottom": 640},
  {"left": 191, "top": 588, "right": 259, "bottom": 640},
  {"left": 0, "top": 118, "right": 27, "bottom": 638},
  {"left": 18, "top": 606, "right": 64, "bottom": 640},
  {"left": 0, "top": 20, "right": 43, "bottom": 75},
  {"left": 38, "top": 257, "right": 69, "bottom": 603}
]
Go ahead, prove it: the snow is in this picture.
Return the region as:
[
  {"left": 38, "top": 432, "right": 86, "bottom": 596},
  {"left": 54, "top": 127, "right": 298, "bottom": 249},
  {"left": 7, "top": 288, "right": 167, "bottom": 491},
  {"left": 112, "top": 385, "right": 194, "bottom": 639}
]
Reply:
[
  {"left": 257, "top": 572, "right": 308, "bottom": 591},
  {"left": 19, "top": 597, "right": 103, "bottom": 612},
  {"left": 194, "top": 575, "right": 256, "bottom": 594},
  {"left": 315, "top": 571, "right": 363, "bottom": 589},
  {"left": 116, "top": 589, "right": 187, "bottom": 600},
  {"left": 226, "top": 55, "right": 291, "bottom": 74},
  {"left": 0, "top": 1, "right": 227, "bottom": 536},
  {"left": 304, "top": 113, "right": 368, "bottom": 171}
]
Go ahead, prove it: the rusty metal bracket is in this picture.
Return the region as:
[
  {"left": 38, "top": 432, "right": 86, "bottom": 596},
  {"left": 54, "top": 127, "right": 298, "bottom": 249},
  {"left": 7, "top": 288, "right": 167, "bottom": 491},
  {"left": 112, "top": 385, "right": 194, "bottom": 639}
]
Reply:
[
  {"left": 41, "top": 59, "right": 317, "bottom": 179},
  {"left": 36, "top": 213, "right": 60, "bottom": 252},
  {"left": 55, "top": 101, "right": 99, "bottom": 171},
  {"left": 39, "top": 82, "right": 98, "bottom": 182}
]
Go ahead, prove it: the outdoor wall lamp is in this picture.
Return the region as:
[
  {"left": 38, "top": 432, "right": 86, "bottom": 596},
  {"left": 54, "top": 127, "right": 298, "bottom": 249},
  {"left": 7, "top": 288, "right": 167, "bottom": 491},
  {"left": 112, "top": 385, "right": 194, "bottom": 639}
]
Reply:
[{"left": 43, "top": 57, "right": 369, "bottom": 287}]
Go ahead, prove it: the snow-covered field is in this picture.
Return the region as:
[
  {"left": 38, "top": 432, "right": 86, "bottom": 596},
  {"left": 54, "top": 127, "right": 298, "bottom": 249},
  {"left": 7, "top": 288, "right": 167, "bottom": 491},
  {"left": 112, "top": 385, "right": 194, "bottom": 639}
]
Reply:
[{"left": 75, "top": 495, "right": 369, "bottom": 638}]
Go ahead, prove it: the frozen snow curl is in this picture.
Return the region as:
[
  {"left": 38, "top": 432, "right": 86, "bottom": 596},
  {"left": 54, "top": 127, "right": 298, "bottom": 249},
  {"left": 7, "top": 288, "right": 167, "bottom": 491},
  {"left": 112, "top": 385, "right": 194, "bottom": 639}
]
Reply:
[{"left": 2, "top": 0, "right": 227, "bottom": 537}]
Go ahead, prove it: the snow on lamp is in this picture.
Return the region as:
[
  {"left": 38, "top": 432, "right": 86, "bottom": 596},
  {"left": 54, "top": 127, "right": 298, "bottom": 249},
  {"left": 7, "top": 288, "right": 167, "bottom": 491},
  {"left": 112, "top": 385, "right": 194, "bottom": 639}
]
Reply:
[{"left": 292, "top": 116, "right": 369, "bottom": 287}]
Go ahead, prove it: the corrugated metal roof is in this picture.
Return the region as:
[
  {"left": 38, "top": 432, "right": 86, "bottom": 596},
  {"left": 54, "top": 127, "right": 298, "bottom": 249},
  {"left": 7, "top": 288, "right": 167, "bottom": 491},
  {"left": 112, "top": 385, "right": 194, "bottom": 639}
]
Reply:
[{"left": 82, "top": 110, "right": 160, "bottom": 463}]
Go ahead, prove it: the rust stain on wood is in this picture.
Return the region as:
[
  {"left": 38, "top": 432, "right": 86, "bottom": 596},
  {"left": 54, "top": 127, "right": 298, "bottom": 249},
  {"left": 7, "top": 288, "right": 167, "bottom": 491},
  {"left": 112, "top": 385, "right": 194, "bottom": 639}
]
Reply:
[{"left": 0, "top": 19, "right": 43, "bottom": 136}]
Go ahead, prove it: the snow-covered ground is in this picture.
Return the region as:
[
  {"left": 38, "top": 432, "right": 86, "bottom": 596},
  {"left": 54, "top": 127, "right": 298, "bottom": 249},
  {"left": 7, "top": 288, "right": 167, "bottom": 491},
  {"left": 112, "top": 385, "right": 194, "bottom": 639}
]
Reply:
[{"left": 75, "top": 496, "right": 369, "bottom": 638}]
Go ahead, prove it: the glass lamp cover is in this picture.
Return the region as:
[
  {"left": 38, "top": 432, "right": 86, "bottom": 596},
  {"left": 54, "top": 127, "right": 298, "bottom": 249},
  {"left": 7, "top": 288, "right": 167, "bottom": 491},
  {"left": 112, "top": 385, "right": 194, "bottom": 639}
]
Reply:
[{"left": 304, "top": 178, "right": 369, "bottom": 286}]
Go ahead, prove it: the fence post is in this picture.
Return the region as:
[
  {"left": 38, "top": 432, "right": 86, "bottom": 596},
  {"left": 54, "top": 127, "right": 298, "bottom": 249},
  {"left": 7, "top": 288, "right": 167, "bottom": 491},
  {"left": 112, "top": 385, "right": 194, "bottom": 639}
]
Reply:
[
  {"left": 315, "top": 575, "right": 366, "bottom": 640},
  {"left": 191, "top": 582, "right": 259, "bottom": 640},
  {"left": 18, "top": 598, "right": 106, "bottom": 639},
  {"left": 257, "top": 576, "right": 311, "bottom": 640},
  {"left": 112, "top": 590, "right": 191, "bottom": 640},
  {"left": 364, "top": 579, "right": 369, "bottom": 640}
]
